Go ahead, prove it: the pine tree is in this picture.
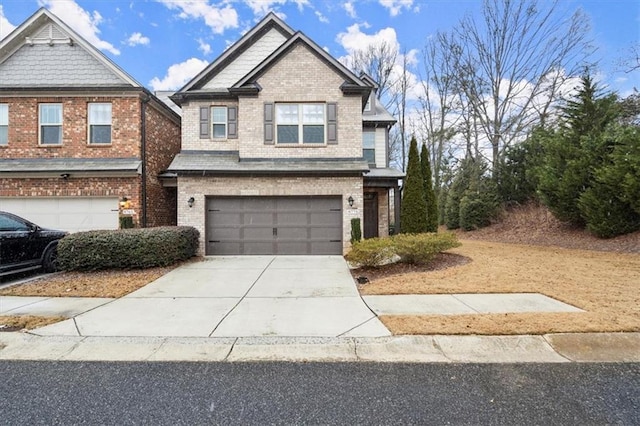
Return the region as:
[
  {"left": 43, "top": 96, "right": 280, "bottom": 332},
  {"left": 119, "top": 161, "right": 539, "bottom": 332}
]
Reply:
[
  {"left": 536, "top": 74, "right": 618, "bottom": 225},
  {"left": 420, "top": 143, "right": 439, "bottom": 232},
  {"left": 400, "top": 137, "right": 428, "bottom": 233}
]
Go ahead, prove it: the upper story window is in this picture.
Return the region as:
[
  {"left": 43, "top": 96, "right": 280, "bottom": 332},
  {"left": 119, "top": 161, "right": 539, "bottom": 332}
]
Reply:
[
  {"left": 199, "top": 105, "right": 237, "bottom": 139},
  {"left": 364, "top": 94, "right": 372, "bottom": 112},
  {"left": 211, "top": 106, "right": 227, "bottom": 138},
  {"left": 276, "top": 103, "right": 325, "bottom": 144},
  {"left": 39, "top": 103, "right": 63, "bottom": 145},
  {"left": 88, "top": 103, "right": 112, "bottom": 144},
  {"left": 0, "top": 104, "right": 7, "bottom": 146},
  {"left": 363, "top": 130, "right": 376, "bottom": 166}
]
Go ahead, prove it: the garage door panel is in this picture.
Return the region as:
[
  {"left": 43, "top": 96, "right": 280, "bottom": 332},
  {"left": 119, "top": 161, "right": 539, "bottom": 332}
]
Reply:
[
  {"left": 244, "top": 242, "right": 276, "bottom": 255},
  {"left": 277, "top": 226, "right": 307, "bottom": 239},
  {"left": 310, "top": 227, "right": 342, "bottom": 240},
  {"left": 277, "top": 212, "right": 307, "bottom": 225},
  {"left": 310, "top": 211, "right": 341, "bottom": 225},
  {"left": 0, "top": 197, "right": 118, "bottom": 232},
  {"left": 207, "top": 196, "right": 342, "bottom": 255},
  {"left": 244, "top": 212, "right": 273, "bottom": 225},
  {"left": 210, "top": 242, "right": 242, "bottom": 255},
  {"left": 243, "top": 227, "right": 274, "bottom": 240}
]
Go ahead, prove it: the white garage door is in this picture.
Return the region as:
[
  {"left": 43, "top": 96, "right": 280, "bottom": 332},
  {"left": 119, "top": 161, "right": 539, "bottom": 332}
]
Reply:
[{"left": 0, "top": 197, "right": 119, "bottom": 232}]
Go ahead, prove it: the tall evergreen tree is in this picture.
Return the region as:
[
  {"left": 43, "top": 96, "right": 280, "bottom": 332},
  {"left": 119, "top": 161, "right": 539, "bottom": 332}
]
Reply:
[
  {"left": 536, "top": 75, "right": 618, "bottom": 225},
  {"left": 401, "top": 137, "right": 428, "bottom": 233},
  {"left": 420, "top": 143, "right": 439, "bottom": 232}
]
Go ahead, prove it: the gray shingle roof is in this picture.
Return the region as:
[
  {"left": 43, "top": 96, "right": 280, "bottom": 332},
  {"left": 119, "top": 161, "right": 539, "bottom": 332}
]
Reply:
[
  {"left": 365, "top": 168, "right": 405, "bottom": 179},
  {"left": 0, "top": 157, "right": 141, "bottom": 173},
  {"left": 167, "top": 151, "right": 369, "bottom": 175}
]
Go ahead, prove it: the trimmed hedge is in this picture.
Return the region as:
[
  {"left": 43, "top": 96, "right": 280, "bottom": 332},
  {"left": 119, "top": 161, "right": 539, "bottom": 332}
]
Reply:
[
  {"left": 345, "top": 237, "right": 395, "bottom": 268},
  {"left": 392, "top": 232, "right": 461, "bottom": 265},
  {"left": 58, "top": 226, "right": 199, "bottom": 271},
  {"left": 345, "top": 232, "right": 461, "bottom": 267}
]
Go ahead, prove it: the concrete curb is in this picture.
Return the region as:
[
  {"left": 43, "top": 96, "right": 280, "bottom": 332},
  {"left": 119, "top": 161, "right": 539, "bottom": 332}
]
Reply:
[{"left": 0, "top": 332, "right": 638, "bottom": 363}]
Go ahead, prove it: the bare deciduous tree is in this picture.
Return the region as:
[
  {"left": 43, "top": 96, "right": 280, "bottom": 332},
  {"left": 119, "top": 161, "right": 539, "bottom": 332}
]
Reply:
[
  {"left": 444, "top": 0, "right": 592, "bottom": 169},
  {"left": 418, "top": 31, "right": 462, "bottom": 188}
]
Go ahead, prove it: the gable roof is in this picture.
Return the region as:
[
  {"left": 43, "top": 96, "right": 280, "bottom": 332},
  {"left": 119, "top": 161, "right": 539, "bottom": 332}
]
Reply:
[
  {"left": 232, "top": 31, "right": 369, "bottom": 93},
  {"left": 178, "top": 12, "right": 295, "bottom": 93},
  {"left": 0, "top": 8, "right": 141, "bottom": 88}
]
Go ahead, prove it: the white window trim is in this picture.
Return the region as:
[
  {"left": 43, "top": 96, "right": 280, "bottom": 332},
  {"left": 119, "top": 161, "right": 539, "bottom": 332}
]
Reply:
[
  {"left": 0, "top": 104, "right": 8, "bottom": 146},
  {"left": 275, "top": 103, "right": 326, "bottom": 145},
  {"left": 211, "top": 106, "right": 227, "bottom": 139},
  {"left": 87, "top": 103, "right": 112, "bottom": 145},
  {"left": 363, "top": 129, "right": 376, "bottom": 165},
  {"left": 39, "top": 103, "right": 63, "bottom": 146}
]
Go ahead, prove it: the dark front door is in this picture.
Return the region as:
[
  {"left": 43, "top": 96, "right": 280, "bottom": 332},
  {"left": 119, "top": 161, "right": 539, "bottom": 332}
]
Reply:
[
  {"left": 363, "top": 192, "right": 378, "bottom": 239},
  {"left": 206, "top": 196, "right": 343, "bottom": 255}
]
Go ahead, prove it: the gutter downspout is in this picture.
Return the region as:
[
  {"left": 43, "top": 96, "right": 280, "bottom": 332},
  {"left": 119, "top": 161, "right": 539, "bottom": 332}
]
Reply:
[{"left": 140, "top": 93, "right": 150, "bottom": 228}]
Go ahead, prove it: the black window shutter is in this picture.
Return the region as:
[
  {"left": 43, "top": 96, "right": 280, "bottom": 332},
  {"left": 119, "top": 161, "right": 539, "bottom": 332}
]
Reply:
[
  {"left": 327, "top": 102, "right": 337, "bottom": 144},
  {"left": 264, "top": 103, "right": 274, "bottom": 144},
  {"left": 227, "top": 106, "right": 238, "bottom": 139},
  {"left": 199, "top": 106, "right": 210, "bottom": 139}
]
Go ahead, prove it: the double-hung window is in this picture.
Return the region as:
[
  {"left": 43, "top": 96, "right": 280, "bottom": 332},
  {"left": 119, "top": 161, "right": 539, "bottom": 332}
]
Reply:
[
  {"left": 39, "top": 103, "right": 62, "bottom": 145},
  {"left": 211, "top": 106, "right": 227, "bottom": 138},
  {"left": 0, "top": 104, "right": 7, "bottom": 146},
  {"left": 88, "top": 103, "right": 112, "bottom": 144},
  {"left": 276, "top": 103, "right": 325, "bottom": 144},
  {"left": 363, "top": 130, "right": 376, "bottom": 166}
]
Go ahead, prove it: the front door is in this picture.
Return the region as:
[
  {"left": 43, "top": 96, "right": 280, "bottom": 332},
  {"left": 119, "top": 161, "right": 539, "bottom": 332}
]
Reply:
[{"left": 363, "top": 192, "right": 378, "bottom": 239}]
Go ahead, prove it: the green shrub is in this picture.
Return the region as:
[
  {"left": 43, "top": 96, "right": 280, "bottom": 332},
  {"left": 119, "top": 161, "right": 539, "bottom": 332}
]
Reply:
[
  {"left": 58, "top": 226, "right": 199, "bottom": 271},
  {"left": 391, "top": 232, "right": 461, "bottom": 265},
  {"left": 345, "top": 237, "right": 394, "bottom": 268},
  {"left": 350, "top": 218, "right": 362, "bottom": 244}
]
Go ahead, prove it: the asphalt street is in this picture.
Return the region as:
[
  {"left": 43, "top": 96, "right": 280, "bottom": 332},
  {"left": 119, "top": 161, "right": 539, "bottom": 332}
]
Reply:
[{"left": 1, "top": 361, "right": 638, "bottom": 425}]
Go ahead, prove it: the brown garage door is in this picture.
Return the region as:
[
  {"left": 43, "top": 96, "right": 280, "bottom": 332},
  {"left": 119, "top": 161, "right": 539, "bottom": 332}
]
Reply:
[{"left": 206, "top": 196, "right": 343, "bottom": 255}]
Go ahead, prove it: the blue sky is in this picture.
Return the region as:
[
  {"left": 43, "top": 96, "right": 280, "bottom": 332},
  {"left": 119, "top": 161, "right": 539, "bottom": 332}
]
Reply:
[{"left": 1, "top": 0, "right": 638, "bottom": 97}]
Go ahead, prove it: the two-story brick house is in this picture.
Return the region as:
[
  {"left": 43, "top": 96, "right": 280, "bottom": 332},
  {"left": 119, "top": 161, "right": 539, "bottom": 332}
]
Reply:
[
  {"left": 167, "top": 13, "right": 403, "bottom": 255},
  {"left": 0, "top": 8, "right": 181, "bottom": 232}
]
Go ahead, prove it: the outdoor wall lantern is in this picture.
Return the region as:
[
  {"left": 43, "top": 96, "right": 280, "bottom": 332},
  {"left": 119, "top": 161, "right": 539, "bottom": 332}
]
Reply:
[
  {"left": 348, "top": 196, "right": 354, "bottom": 207},
  {"left": 60, "top": 173, "right": 70, "bottom": 180},
  {"left": 188, "top": 197, "right": 195, "bottom": 208}
]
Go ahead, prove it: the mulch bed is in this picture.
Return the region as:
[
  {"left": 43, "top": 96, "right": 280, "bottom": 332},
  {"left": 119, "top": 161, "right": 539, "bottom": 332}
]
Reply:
[{"left": 350, "top": 252, "right": 471, "bottom": 284}]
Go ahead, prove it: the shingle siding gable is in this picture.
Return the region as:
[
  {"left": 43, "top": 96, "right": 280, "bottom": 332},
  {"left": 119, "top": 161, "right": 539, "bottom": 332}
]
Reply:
[
  {"left": 0, "top": 44, "right": 129, "bottom": 87},
  {"left": 202, "top": 28, "right": 287, "bottom": 90}
]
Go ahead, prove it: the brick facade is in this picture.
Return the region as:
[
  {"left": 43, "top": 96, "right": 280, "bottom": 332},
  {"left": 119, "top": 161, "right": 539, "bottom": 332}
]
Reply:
[
  {"left": 0, "top": 95, "right": 140, "bottom": 158},
  {"left": 142, "top": 99, "right": 181, "bottom": 227},
  {"left": 0, "top": 93, "right": 180, "bottom": 228}
]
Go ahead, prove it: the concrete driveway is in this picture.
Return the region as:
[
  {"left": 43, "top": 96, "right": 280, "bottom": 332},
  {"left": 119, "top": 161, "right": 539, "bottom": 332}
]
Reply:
[{"left": 34, "top": 256, "right": 390, "bottom": 338}]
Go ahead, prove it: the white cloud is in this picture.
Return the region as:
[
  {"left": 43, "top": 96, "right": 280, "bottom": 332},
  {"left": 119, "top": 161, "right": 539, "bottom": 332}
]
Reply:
[
  {"left": 157, "top": 0, "right": 238, "bottom": 34},
  {"left": 127, "top": 32, "right": 149, "bottom": 46},
  {"left": 197, "top": 38, "right": 212, "bottom": 55},
  {"left": 244, "top": 0, "right": 309, "bottom": 17},
  {"left": 149, "top": 57, "right": 209, "bottom": 90},
  {"left": 337, "top": 23, "right": 399, "bottom": 56},
  {"left": 38, "top": 0, "right": 120, "bottom": 55},
  {"left": 379, "top": 0, "right": 413, "bottom": 17},
  {"left": 343, "top": 2, "right": 357, "bottom": 19},
  {"left": 0, "top": 5, "right": 17, "bottom": 40},
  {"left": 315, "top": 11, "right": 329, "bottom": 24}
]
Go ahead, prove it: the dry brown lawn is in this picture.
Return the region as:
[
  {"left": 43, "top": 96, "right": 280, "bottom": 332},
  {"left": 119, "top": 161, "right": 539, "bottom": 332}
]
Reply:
[
  {"left": 359, "top": 240, "right": 640, "bottom": 335},
  {"left": 0, "top": 265, "right": 179, "bottom": 298},
  {"left": 0, "top": 315, "right": 66, "bottom": 331}
]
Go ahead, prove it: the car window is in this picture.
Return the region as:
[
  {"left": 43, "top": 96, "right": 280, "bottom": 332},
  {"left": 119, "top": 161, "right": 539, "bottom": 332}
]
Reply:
[{"left": 0, "top": 215, "right": 29, "bottom": 231}]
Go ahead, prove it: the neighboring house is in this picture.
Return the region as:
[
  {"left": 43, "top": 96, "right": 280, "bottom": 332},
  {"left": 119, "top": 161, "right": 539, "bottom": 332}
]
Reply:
[
  {"left": 0, "top": 8, "right": 181, "bottom": 232},
  {"left": 167, "top": 13, "right": 403, "bottom": 255}
]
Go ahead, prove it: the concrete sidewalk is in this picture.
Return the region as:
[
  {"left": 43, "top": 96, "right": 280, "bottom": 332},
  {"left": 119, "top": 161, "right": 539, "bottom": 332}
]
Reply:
[{"left": 0, "top": 332, "right": 638, "bottom": 363}]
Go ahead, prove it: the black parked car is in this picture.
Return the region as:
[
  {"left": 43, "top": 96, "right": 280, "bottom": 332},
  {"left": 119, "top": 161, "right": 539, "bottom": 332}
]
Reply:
[{"left": 0, "top": 211, "right": 67, "bottom": 277}]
